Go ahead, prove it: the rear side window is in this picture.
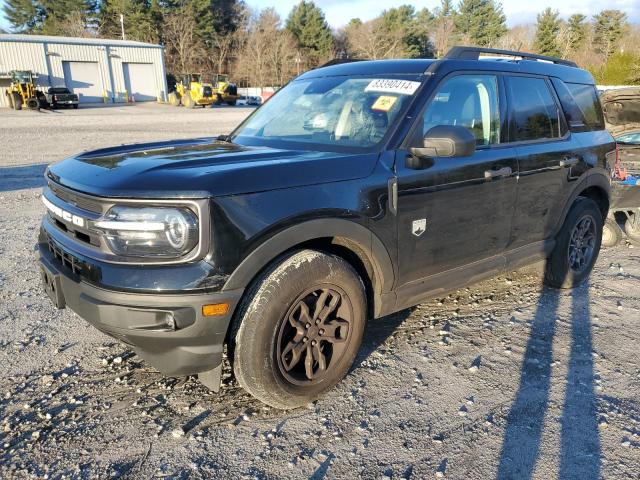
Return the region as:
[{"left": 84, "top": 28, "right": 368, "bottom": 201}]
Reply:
[
  {"left": 506, "top": 76, "right": 562, "bottom": 142},
  {"left": 551, "top": 79, "right": 605, "bottom": 131}
]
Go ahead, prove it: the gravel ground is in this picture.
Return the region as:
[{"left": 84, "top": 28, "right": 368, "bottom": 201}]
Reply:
[{"left": 1, "top": 103, "right": 639, "bottom": 479}]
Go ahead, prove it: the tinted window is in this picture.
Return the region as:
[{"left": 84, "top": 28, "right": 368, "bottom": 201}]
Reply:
[
  {"left": 552, "top": 79, "right": 605, "bottom": 131},
  {"left": 49, "top": 87, "right": 71, "bottom": 94},
  {"left": 507, "top": 77, "right": 561, "bottom": 141},
  {"left": 616, "top": 132, "right": 640, "bottom": 145},
  {"left": 422, "top": 75, "right": 500, "bottom": 146}
]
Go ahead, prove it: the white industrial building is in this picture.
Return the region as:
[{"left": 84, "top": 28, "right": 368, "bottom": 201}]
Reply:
[{"left": 0, "top": 34, "right": 168, "bottom": 107}]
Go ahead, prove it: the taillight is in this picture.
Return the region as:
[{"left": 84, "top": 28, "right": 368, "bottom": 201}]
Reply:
[{"left": 53, "top": 95, "right": 57, "bottom": 101}]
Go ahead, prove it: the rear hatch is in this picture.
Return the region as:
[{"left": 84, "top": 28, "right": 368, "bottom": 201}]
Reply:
[{"left": 601, "top": 87, "right": 640, "bottom": 176}]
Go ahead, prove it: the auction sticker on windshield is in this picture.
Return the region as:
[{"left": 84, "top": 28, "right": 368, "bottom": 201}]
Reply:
[{"left": 365, "top": 79, "right": 421, "bottom": 96}]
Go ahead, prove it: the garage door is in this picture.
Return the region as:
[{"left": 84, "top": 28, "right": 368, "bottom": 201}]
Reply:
[
  {"left": 63, "top": 61, "right": 103, "bottom": 103},
  {"left": 123, "top": 63, "right": 157, "bottom": 102}
]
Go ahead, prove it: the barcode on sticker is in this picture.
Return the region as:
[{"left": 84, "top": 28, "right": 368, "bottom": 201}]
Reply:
[{"left": 365, "top": 79, "right": 421, "bottom": 95}]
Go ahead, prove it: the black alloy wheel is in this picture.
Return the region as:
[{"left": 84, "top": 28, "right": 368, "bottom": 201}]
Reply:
[{"left": 276, "top": 286, "right": 353, "bottom": 385}]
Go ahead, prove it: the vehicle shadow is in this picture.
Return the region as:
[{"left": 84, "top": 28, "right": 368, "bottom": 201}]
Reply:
[
  {"left": 497, "top": 277, "right": 601, "bottom": 478},
  {"left": 0, "top": 163, "right": 47, "bottom": 192},
  {"left": 352, "top": 308, "right": 414, "bottom": 370}
]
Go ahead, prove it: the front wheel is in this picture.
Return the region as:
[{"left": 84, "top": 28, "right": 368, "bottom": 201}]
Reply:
[
  {"left": 231, "top": 250, "right": 366, "bottom": 409},
  {"left": 544, "top": 197, "right": 603, "bottom": 288}
]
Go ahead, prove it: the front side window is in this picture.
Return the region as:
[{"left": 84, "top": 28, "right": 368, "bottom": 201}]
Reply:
[
  {"left": 421, "top": 75, "right": 501, "bottom": 146},
  {"left": 232, "top": 76, "right": 422, "bottom": 150},
  {"left": 507, "top": 76, "right": 562, "bottom": 141}
]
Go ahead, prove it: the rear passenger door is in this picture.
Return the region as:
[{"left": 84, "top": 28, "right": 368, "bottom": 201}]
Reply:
[{"left": 505, "top": 75, "right": 582, "bottom": 250}]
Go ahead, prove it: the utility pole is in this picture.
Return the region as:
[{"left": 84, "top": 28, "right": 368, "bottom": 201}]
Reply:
[{"left": 120, "top": 14, "right": 126, "bottom": 41}]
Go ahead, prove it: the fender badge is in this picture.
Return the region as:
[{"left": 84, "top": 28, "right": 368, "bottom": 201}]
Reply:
[{"left": 412, "top": 219, "right": 426, "bottom": 237}]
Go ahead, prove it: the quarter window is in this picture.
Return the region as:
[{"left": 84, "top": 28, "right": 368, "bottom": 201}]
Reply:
[
  {"left": 421, "top": 75, "right": 500, "bottom": 146},
  {"left": 507, "top": 77, "right": 562, "bottom": 141}
]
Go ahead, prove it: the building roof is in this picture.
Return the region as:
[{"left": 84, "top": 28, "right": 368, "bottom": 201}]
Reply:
[{"left": 0, "top": 33, "right": 162, "bottom": 49}]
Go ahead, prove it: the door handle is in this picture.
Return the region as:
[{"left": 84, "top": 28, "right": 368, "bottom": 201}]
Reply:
[
  {"left": 560, "top": 156, "right": 579, "bottom": 167},
  {"left": 484, "top": 166, "right": 512, "bottom": 180}
]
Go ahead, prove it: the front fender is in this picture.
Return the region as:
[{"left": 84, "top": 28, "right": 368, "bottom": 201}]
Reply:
[{"left": 222, "top": 218, "right": 395, "bottom": 312}]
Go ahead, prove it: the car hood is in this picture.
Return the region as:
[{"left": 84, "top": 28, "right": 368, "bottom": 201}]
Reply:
[
  {"left": 601, "top": 87, "right": 640, "bottom": 136},
  {"left": 46, "top": 138, "right": 378, "bottom": 198}
]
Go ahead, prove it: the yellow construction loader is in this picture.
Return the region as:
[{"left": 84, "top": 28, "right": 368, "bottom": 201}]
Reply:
[
  {"left": 211, "top": 74, "right": 239, "bottom": 106},
  {"left": 168, "top": 74, "right": 215, "bottom": 108},
  {"left": 3, "top": 70, "right": 47, "bottom": 110}
]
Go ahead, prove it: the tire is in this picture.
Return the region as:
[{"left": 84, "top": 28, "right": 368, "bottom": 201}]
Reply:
[
  {"left": 544, "top": 197, "right": 603, "bottom": 288},
  {"left": 26, "top": 97, "right": 39, "bottom": 110},
  {"left": 6, "top": 91, "right": 14, "bottom": 109},
  {"left": 168, "top": 92, "right": 181, "bottom": 107},
  {"left": 12, "top": 92, "right": 23, "bottom": 110},
  {"left": 624, "top": 212, "right": 640, "bottom": 246},
  {"left": 231, "top": 250, "right": 366, "bottom": 409},
  {"left": 182, "top": 92, "right": 195, "bottom": 109},
  {"left": 72, "top": 104, "right": 78, "bottom": 109},
  {"left": 226, "top": 100, "right": 237, "bottom": 106},
  {"left": 215, "top": 94, "right": 223, "bottom": 105},
  {"left": 602, "top": 217, "right": 622, "bottom": 248}
]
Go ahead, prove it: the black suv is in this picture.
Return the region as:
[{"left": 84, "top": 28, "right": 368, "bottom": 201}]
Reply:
[{"left": 37, "top": 47, "right": 615, "bottom": 409}]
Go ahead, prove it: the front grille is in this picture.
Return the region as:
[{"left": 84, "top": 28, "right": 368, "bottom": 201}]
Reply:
[{"left": 46, "top": 234, "right": 84, "bottom": 276}]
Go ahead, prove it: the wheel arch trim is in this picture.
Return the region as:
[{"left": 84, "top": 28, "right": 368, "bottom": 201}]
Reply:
[{"left": 222, "top": 219, "right": 395, "bottom": 314}]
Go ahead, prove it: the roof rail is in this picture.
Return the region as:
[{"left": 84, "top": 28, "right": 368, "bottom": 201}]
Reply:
[{"left": 444, "top": 46, "right": 578, "bottom": 68}]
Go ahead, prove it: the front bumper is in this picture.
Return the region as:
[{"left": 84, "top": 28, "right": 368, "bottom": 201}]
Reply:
[{"left": 37, "top": 242, "right": 243, "bottom": 378}]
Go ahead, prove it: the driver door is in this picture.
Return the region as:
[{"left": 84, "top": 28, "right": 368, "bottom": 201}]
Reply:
[{"left": 394, "top": 74, "right": 518, "bottom": 305}]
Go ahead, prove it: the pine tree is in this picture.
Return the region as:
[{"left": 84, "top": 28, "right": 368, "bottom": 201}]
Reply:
[
  {"left": 2, "top": 0, "right": 42, "bottom": 32},
  {"left": 567, "top": 14, "right": 587, "bottom": 53},
  {"left": 99, "top": 0, "right": 161, "bottom": 42},
  {"left": 286, "top": 1, "right": 334, "bottom": 65},
  {"left": 533, "top": 8, "right": 561, "bottom": 57},
  {"left": 381, "top": 5, "right": 434, "bottom": 58},
  {"left": 593, "top": 10, "right": 627, "bottom": 61},
  {"left": 454, "top": 0, "right": 506, "bottom": 47},
  {"left": 433, "top": 0, "right": 456, "bottom": 57}
]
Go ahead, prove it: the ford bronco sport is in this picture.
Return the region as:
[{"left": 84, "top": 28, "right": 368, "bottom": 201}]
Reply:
[{"left": 37, "top": 47, "right": 615, "bottom": 409}]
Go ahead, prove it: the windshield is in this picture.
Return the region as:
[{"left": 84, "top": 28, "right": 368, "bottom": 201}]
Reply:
[
  {"left": 231, "top": 75, "right": 423, "bottom": 151},
  {"left": 616, "top": 132, "right": 640, "bottom": 145},
  {"left": 49, "top": 87, "right": 70, "bottom": 94}
]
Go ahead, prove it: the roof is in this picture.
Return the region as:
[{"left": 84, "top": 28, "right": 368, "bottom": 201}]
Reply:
[
  {"left": 300, "top": 56, "right": 594, "bottom": 85},
  {"left": 0, "top": 33, "right": 162, "bottom": 49},
  {"left": 299, "top": 59, "right": 436, "bottom": 79}
]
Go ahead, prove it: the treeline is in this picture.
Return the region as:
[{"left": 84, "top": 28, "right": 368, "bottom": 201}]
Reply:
[{"left": 2, "top": 0, "right": 639, "bottom": 86}]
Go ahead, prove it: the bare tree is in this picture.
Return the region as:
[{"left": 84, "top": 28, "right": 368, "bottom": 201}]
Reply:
[
  {"left": 232, "top": 8, "right": 299, "bottom": 87},
  {"left": 493, "top": 24, "right": 535, "bottom": 52},
  {"left": 163, "top": 8, "right": 202, "bottom": 74},
  {"left": 345, "top": 18, "right": 405, "bottom": 59}
]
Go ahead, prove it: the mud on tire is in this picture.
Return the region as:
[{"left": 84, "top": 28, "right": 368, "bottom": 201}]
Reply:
[{"left": 230, "top": 250, "right": 366, "bottom": 409}]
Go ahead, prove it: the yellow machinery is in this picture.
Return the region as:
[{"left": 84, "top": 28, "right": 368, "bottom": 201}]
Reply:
[
  {"left": 3, "top": 70, "right": 45, "bottom": 110},
  {"left": 211, "top": 74, "right": 239, "bottom": 106},
  {"left": 168, "top": 73, "right": 239, "bottom": 108},
  {"left": 168, "top": 73, "right": 215, "bottom": 108}
]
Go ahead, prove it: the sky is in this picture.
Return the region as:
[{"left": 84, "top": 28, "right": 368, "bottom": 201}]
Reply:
[{"left": 1, "top": 0, "right": 639, "bottom": 32}]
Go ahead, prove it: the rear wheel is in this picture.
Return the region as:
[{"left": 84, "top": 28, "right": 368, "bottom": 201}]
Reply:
[
  {"left": 231, "top": 250, "right": 366, "bottom": 409},
  {"left": 72, "top": 104, "right": 78, "bottom": 109},
  {"left": 26, "top": 97, "right": 39, "bottom": 110},
  {"left": 182, "top": 92, "right": 195, "bottom": 109},
  {"left": 544, "top": 197, "right": 603, "bottom": 288},
  {"left": 602, "top": 217, "right": 622, "bottom": 248},
  {"left": 226, "top": 100, "right": 237, "bottom": 106}
]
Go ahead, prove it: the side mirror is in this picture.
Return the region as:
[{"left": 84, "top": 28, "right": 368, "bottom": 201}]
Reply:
[{"left": 409, "top": 125, "right": 476, "bottom": 160}]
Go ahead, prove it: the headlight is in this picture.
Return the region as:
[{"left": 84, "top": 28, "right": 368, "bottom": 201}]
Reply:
[{"left": 93, "top": 206, "right": 199, "bottom": 258}]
